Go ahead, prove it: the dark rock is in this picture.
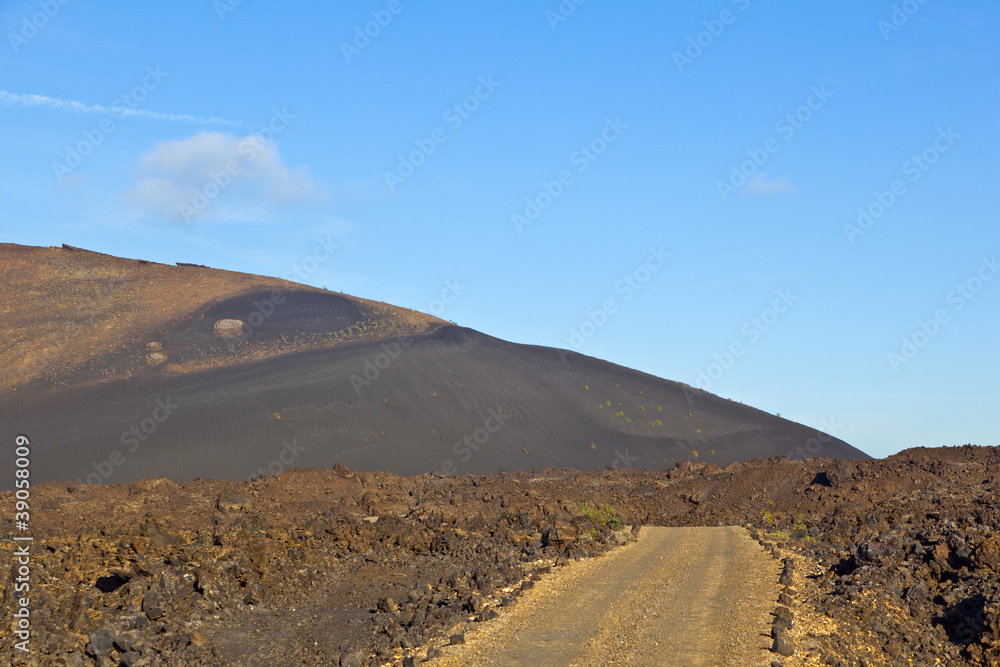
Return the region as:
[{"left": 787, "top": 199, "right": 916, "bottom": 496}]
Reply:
[
  {"left": 773, "top": 616, "right": 792, "bottom": 633},
  {"left": 409, "top": 583, "right": 431, "bottom": 602},
  {"left": 774, "top": 605, "right": 794, "bottom": 621},
  {"left": 216, "top": 490, "right": 247, "bottom": 512},
  {"left": 142, "top": 591, "right": 161, "bottom": 611},
  {"left": 477, "top": 607, "right": 500, "bottom": 622},
  {"left": 825, "top": 461, "right": 855, "bottom": 487},
  {"left": 859, "top": 532, "right": 900, "bottom": 561},
  {"left": 772, "top": 629, "right": 795, "bottom": 656},
  {"left": 86, "top": 629, "right": 116, "bottom": 657},
  {"left": 905, "top": 581, "right": 929, "bottom": 602}
]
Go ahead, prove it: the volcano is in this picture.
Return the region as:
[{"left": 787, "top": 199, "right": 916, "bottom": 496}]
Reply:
[{"left": 0, "top": 243, "right": 868, "bottom": 489}]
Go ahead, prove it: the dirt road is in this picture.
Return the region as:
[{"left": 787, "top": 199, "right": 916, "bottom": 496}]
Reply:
[{"left": 434, "top": 526, "right": 781, "bottom": 666}]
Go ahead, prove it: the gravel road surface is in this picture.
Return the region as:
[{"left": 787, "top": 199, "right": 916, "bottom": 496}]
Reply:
[{"left": 434, "top": 526, "right": 781, "bottom": 666}]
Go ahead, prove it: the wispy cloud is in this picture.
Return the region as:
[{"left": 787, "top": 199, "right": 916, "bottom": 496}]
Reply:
[
  {"left": 741, "top": 173, "right": 794, "bottom": 197},
  {"left": 0, "top": 90, "right": 241, "bottom": 126},
  {"left": 124, "top": 131, "right": 327, "bottom": 221}
]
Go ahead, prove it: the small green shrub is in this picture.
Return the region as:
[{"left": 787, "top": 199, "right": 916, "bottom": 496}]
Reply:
[{"left": 580, "top": 502, "right": 622, "bottom": 530}]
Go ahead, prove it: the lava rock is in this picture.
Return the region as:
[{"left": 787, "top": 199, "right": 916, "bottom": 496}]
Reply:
[
  {"left": 86, "top": 629, "right": 117, "bottom": 657},
  {"left": 772, "top": 629, "right": 795, "bottom": 656}
]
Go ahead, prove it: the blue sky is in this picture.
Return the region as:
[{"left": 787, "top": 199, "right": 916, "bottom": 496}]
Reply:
[{"left": 1, "top": 1, "right": 997, "bottom": 458}]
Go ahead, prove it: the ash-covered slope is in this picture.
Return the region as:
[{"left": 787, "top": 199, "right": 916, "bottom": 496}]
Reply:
[{"left": 0, "top": 245, "right": 868, "bottom": 489}]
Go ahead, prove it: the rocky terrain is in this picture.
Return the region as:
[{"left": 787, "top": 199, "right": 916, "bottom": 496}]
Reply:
[{"left": 2, "top": 445, "right": 998, "bottom": 665}]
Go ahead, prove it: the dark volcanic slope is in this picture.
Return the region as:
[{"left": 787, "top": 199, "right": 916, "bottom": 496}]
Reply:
[{"left": 2, "top": 320, "right": 866, "bottom": 489}]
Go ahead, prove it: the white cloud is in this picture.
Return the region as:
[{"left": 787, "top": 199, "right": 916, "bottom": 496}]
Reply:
[
  {"left": 124, "top": 132, "right": 328, "bottom": 222},
  {"left": 741, "top": 173, "right": 794, "bottom": 197},
  {"left": 0, "top": 90, "right": 239, "bottom": 125}
]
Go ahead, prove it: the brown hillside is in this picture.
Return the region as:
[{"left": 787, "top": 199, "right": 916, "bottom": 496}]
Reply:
[{"left": 0, "top": 243, "right": 444, "bottom": 393}]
